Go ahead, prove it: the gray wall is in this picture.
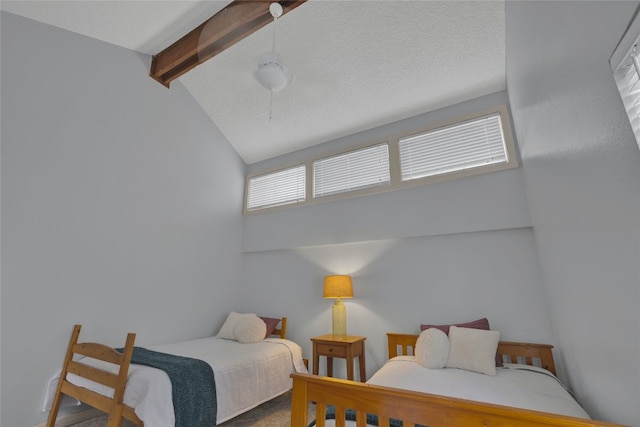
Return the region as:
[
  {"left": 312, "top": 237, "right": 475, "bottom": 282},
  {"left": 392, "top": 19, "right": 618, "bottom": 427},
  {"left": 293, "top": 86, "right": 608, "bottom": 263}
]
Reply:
[
  {"left": 1, "top": 12, "right": 246, "bottom": 427},
  {"left": 241, "top": 92, "right": 558, "bottom": 380},
  {"left": 506, "top": 2, "right": 640, "bottom": 425},
  {"left": 241, "top": 227, "right": 554, "bottom": 379}
]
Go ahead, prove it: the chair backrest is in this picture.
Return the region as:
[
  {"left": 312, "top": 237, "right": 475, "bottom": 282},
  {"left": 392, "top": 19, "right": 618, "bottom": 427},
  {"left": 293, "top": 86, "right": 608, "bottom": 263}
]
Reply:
[{"left": 47, "top": 325, "right": 136, "bottom": 427}]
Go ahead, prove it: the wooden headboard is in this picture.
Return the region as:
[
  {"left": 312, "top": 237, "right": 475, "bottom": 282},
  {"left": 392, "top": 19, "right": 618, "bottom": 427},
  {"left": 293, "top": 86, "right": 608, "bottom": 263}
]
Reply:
[{"left": 387, "top": 333, "right": 556, "bottom": 375}]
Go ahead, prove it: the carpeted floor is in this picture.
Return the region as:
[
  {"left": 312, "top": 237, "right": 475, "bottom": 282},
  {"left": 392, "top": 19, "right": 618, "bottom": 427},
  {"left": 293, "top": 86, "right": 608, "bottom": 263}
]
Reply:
[{"left": 70, "top": 391, "right": 316, "bottom": 427}]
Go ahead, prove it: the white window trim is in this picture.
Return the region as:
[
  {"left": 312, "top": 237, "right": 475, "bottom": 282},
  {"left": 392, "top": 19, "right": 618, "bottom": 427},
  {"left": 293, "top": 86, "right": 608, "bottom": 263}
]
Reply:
[{"left": 243, "top": 104, "right": 519, "bottom": 215}]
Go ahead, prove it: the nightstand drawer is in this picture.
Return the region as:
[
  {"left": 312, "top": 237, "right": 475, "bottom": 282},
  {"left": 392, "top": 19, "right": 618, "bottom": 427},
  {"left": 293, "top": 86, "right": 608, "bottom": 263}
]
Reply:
[{"left": 317, "top": 343, "right": 346, "bottom": 357}]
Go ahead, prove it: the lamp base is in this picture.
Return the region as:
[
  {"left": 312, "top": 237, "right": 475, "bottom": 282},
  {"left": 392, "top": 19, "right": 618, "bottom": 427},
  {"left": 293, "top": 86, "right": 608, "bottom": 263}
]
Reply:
[{"left": 332, "top": 298, "right": 347, "bottom": 337}]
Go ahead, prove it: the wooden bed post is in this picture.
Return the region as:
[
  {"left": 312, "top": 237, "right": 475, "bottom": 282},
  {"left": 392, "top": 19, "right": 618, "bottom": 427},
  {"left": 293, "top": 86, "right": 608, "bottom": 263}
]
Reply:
[{"left": 290, "top": 375, "right": 309, "bottom": 427}]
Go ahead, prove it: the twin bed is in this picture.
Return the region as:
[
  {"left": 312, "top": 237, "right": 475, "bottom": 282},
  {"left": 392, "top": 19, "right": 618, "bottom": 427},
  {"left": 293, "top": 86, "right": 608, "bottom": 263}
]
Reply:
[
  {"left": 44, "top": 314, "right": 307, "bottom": 426},
  {"left": 291, "top": 329, "right": 628, "bottom": 427}
]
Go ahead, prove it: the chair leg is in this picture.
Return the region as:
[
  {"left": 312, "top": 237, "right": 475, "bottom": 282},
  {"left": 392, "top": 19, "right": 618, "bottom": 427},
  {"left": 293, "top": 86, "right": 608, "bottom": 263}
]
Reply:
[
  {"left": 47, "top": 325, "right": 82, "bottom": 427},
  {"left": 106, "top": 404, "right": 124, "bottom": 427},
  {"left": 45, "top": 392, "right": 63, "bottom": 427}
]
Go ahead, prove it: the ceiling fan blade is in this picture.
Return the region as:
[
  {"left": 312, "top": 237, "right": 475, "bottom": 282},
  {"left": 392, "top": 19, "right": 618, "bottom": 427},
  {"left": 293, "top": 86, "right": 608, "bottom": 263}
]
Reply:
[{"left": 150, "top": 0, "right": 306, "bottom": 88}]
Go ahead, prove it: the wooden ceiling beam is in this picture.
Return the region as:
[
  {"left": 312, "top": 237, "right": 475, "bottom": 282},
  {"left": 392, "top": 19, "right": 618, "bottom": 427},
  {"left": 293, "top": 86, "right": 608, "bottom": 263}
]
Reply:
[{"left": 150, "top": 0, "right": 307, "bottom": 88}]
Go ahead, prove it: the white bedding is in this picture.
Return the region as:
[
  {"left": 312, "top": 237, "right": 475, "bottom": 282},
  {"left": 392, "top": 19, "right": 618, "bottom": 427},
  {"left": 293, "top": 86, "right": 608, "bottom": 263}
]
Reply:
[
  {"left": 42, "top": 337, "right": 308, "bottom": 426},
  {"left": 325, "top": 356, "right": 590, "bottom": 426}
]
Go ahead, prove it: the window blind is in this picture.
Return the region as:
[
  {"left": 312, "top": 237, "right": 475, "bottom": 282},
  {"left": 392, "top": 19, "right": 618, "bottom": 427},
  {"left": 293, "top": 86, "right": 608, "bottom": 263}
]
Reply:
[
  {"left": 313, "top": 143, "right": 390, "bottom": 198},
  {"left": 246, "top": 165, "right": 306, "bottom": 211},
  {"left": 614, "top": 58, "right": 640, "bottom": 146},
  {"left": 399, "top": 112, "right": 508, "bottom": 181},
  {"left": 611, "top": 11, "right": 640, "bottom": 150},
  {"left": 244, "top": 105, "right": 517, "bottom": 213}
]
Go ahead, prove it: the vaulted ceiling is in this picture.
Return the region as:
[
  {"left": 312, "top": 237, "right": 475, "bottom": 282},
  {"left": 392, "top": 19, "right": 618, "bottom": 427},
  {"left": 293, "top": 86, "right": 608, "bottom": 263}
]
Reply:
[{"left": 1, "top": 1, "right": 506, "bottom": 164}]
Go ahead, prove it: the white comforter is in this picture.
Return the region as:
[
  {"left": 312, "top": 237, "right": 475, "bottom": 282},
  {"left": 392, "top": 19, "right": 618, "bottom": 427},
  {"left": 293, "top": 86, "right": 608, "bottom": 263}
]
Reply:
[
  {"left": 368, "top": 356, "right": 590, "bottom": 418},
  {"left": 324, "top": 356, "right": 590, "bottom": 426},
  {"left": 42, "top": 337, "right": 308, "bottom": 426}
]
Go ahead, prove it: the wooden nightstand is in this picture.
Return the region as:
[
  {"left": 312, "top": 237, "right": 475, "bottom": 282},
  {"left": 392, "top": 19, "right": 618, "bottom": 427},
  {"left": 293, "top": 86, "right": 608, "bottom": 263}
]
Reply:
[{"left": 311, "top": 334, "right": 366, "bottom": 382}]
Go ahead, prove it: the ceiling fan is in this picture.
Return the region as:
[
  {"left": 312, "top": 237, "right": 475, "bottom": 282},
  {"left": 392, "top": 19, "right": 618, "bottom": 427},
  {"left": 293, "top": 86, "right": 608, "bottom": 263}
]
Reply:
[{"left": 150, "top": 0, "right": 306, "bottom": 88}]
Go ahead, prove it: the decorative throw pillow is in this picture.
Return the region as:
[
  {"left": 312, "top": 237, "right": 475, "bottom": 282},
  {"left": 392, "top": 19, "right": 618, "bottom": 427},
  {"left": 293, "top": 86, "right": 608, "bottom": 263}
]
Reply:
[
  {"left": 260, "top": 316, "right": 281, "bottom": 338},
  {"left": 234, "top": 315, "right": 267, "bottom": 344},
  {"left": 446, "top": 326, "right": 500, "bottom": 376},
  {"left": 216, "top": 312, "right": 256, "bottom": 340},
  {"left": 415, "top": 328, "right": 450, "bottom": 369},
  {"left": 419, "top": 318, "right": 502, "bottom": 367}
]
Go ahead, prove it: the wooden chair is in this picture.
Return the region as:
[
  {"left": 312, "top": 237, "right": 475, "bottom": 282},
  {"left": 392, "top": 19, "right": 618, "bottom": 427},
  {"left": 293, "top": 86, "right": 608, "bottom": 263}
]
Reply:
[{"left": 47, "top": 325, "right": 138, "bottom": 427}]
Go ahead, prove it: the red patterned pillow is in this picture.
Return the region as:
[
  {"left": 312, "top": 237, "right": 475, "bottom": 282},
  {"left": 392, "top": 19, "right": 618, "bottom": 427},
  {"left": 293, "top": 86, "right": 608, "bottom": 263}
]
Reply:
[
  {"left": 260, "top": 316, "right": 281, "bottom": 338},
  {"left": 420, "top": 318, "right": 502, "bottom": 366}
]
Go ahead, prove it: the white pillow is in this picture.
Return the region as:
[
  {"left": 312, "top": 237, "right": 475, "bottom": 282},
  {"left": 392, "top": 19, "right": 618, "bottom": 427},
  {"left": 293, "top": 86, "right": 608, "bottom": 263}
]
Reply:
[
  {"left": 415, "top": 328, "right": 450, "bottom": 369},
  {"left": 234, "top": 315, "right": 267, "bottom": 344},
  {"left": 216, "top": 312, "right": 256, "bottom": 340},
  {"left": 446, "top": 326, "right": 500, "bottom": 376}
]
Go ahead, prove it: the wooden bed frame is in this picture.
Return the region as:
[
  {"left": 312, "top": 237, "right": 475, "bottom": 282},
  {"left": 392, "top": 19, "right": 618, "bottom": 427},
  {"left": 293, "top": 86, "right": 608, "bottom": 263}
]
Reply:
[
  {"left": 290, "top": 333, "right": 627, "bottom": 427},
  {"left": 47, "top": 317, "right": 289, "bottom": 427}
]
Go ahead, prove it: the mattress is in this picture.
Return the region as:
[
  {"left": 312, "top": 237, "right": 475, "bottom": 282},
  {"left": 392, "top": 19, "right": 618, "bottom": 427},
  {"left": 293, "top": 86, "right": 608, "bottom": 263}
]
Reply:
[
  {"left": 368, "top": 356, "right": 590, "bottom": 418},
  {"left": 42, "top": 336, "right": 308, "bottom": 426}
]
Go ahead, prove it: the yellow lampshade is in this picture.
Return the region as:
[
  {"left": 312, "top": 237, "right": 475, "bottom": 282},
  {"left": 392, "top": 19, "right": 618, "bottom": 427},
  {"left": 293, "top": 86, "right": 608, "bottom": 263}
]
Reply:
[{"left": 323, "top": 275, "right": 354, "bottom": 299}]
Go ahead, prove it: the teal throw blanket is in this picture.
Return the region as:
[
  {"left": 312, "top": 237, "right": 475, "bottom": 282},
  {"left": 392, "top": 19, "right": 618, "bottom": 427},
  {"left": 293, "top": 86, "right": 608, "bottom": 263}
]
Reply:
[{"left": 120, "top": 346, "right": 216, "bottom": 427}]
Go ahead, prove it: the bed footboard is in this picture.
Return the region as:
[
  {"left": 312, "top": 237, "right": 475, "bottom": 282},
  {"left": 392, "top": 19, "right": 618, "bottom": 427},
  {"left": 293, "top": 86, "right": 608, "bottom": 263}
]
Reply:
[{"left": 290, "top": 373, "right": 626, "bottom": 427}]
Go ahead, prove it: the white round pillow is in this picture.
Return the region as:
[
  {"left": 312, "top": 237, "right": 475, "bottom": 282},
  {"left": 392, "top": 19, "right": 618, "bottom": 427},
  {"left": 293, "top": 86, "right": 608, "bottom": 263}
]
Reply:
[
  {"left": 233, "top": 315, "right": 267, "bottom": 344},
  {"left": 415, "top": 327, "right": 450, "bottom": 369}
]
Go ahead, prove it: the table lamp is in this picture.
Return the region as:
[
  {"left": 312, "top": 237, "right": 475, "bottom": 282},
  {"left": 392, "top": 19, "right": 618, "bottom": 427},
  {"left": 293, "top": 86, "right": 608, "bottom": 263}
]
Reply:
[{"left": 323, "top": 275, "right": 353, "bottom": 337}]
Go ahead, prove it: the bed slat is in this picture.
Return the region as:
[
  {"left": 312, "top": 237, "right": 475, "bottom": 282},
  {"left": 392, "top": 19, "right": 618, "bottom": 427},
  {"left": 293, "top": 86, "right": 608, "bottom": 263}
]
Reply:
[
  {"left": 335, "top": 407, "right": 346, "bottom": 427},
  {"left": 316, "top": 403, "right": 326, "bottom": 427}
]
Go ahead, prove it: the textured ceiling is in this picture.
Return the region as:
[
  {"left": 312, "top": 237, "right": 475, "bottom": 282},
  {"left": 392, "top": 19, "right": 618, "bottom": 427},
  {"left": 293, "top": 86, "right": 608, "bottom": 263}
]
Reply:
[{"left": 2, "top": 0, "right": 506, "bottom": 165}]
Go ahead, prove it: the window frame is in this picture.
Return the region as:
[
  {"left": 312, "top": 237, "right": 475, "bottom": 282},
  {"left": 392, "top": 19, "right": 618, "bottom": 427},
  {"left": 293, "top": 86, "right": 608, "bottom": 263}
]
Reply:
[
  {"left": 243, "top": 104, "right": 518, "bottom": 215},
  {"left": 395, "top": 105, "right": 518, "bottom": 189},
  {"left": 313, "top": 142, "right": 392, "bottom": 199},
  {"left": 244, "top": 164, "right": 307, "bottom": 212}
]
